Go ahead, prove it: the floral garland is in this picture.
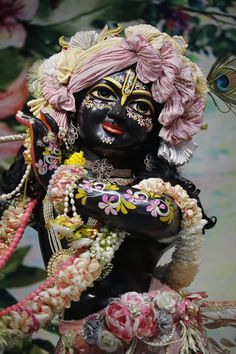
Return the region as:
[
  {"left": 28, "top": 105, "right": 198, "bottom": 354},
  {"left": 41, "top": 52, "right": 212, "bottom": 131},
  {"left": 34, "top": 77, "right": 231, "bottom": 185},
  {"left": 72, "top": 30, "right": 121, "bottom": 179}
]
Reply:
[
  {"left": 0, "top": 198, "right": 37, "bottom": 270},
  {"left": 0, "top": 251, "right": 101, "bottom": 350},
  {"left": 134, "top": 178, "right": 207, "bottom": 290}
]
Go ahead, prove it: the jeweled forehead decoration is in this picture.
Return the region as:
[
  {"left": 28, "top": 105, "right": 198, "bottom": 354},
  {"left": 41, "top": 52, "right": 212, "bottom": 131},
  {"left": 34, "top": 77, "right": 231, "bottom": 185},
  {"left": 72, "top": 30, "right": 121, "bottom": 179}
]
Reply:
[
  {"left": 121, "top": 69, "right": 138, "bottom": 105},
  {"left": 27, "top": 24, "right": 208, "bottom": 166},
  {"left": 104, "top": 70, "right": 150, "bottom": 93}
]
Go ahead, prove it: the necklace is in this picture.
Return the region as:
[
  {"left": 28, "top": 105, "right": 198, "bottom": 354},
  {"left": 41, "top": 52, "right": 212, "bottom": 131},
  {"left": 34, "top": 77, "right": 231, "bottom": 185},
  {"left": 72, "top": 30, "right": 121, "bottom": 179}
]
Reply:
[{"left": 85, "top": 158, "right": 132, "bottom": 179}]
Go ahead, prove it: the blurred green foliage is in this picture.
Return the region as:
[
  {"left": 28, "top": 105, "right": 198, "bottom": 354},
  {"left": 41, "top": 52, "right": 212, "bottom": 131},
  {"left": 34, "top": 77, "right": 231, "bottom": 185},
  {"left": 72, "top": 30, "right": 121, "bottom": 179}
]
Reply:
[{"left": 92, "top": 0, "right": 236, "bottom": 56}]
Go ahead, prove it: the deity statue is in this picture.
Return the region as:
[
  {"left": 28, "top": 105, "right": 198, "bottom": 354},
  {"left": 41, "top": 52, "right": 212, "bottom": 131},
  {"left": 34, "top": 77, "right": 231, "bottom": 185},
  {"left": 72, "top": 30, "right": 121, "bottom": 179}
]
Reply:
[{"left": 2, "top": 24, "right": 230, "bottom": 354}]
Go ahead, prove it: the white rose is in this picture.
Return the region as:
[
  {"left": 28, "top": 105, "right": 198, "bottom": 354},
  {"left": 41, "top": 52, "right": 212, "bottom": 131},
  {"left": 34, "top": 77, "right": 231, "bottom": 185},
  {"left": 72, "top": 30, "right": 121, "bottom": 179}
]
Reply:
[
  {"left": 154, "top": 290, "right": 176, "bottom": 313},
  {"left": 97, "top": 329, "right": 122, "bottom": 353}
]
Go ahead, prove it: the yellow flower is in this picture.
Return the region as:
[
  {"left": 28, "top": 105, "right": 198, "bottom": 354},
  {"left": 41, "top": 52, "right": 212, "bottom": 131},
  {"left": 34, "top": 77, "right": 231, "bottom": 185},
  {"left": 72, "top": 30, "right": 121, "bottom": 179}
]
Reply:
[
  {"left": 64, "top": 151, "right": 86, "bottom": 167},
  {"left": 53, "top": 215, "right": 83, "bottom": 230}
]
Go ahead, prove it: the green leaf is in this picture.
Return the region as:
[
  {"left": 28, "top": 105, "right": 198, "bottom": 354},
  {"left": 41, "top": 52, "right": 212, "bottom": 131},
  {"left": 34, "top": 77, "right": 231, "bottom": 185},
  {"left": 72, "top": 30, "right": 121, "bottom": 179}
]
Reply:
[
  {"left": 44, "top": 322, "right": 59, "bottom": 334},
  {"left": 188, "top": 24, "right": 219, "bottom": 53},
  {"left": 224, "top": 28, "right": 236, "bottom": 41},
  {"left": 200, "top": 24, "right": 218, "bottom": 38},
  {"left": 188, "top": 0, "right": 205, "bottom": 9},
  {"left": 29, "top": 344, "right": 49, "bottom": 354},
  {"left": 212, "top": 0, "right": 232, "bottom": 11},
  {"left": 0, "top": 265, "right": 46, "bottom": 288},
  {"left": 212, "top": 30, "right": 236, "bottom": 56},
  {"left": 220, "top": 338, "right": 236, "bottom": 347},
  {"left": 168, "top": 0, "right": 188, "bottom": 6},
  {"left": 0, "top": 288, "right": 17, "bottom": 309},
  {"left": 0, "top": 49, "right": 27, "bottom": 90},
  {"left": 189, "top": 15, "right": 200, "bottom": 25},
  {"left": 32, "top": 339, "right": 55, "bottom": 353},
  {"left": 2, "top": 246, "right": 31, "bottom": 275},
  {"left": 33, "top": 0, "right": 54, "bottom": 21},
  {"left": 25, "top": 27, "right": 61, "bottom": 57},
  {"left": 31, "top": 0, "right": 109, "bottom": 26}
]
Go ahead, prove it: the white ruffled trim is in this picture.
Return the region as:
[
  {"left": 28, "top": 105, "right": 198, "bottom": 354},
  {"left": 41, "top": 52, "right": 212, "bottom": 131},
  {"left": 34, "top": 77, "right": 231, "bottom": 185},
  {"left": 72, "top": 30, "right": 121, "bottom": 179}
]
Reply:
[
  {"left": 42, "top": 53, "right": 60, "bottom": 78},
  {"left": 157, "top": 140, "right": 198, "bottom": 166},
  {"left": 69, "top": 31, "right": 99, "bottom": 49}
]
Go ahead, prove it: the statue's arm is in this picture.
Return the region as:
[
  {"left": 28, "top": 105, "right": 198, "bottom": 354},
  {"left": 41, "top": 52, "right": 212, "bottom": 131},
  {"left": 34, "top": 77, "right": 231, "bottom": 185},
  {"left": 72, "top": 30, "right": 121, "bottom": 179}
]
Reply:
[{"left": 70, "top": 178, "right": 181, "bottom": 240}]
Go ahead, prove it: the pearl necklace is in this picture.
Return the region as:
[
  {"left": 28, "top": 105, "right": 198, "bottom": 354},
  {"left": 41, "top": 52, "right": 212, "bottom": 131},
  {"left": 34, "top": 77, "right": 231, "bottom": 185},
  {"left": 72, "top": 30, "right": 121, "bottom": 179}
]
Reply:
[{"left": 0, "top": 164, "right": 31, "bottom": 201}]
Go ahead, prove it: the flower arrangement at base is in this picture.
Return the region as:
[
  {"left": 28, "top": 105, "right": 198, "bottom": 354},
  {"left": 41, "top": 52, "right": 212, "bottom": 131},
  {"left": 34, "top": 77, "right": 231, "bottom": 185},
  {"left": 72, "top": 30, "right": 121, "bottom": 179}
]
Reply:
[{"left": 80, "top": 288, "right": 209, "bottom": 353}]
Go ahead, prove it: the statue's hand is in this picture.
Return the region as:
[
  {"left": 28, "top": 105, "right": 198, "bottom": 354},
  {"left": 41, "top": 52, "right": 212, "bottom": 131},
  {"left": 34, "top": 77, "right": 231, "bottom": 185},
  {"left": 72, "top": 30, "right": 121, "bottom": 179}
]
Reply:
[{"left": 16, "top": 111, "right": 62, "bottom": 189}]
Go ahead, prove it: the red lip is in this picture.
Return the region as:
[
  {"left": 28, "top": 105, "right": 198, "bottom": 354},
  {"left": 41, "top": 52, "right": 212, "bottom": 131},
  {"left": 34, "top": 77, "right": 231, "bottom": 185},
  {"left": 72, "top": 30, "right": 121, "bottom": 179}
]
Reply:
[{"left": 102, "top": 122, "right": 124, "bottom": 135}]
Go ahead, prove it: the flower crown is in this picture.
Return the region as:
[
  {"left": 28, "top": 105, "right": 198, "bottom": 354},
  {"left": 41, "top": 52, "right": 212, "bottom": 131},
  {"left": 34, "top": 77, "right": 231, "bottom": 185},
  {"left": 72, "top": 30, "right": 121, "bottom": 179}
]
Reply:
[{"left": 28, "top": 24, "right": 208, "bottom": 166}]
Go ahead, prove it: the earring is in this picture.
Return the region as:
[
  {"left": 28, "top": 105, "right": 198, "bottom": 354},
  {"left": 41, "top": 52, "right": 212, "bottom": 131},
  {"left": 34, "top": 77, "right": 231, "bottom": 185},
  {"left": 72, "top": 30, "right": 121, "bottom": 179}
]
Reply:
[
  {"left": 67, "top": 121, "right": 79, "bottom": 145},
  {"left": 144, "top": 154, "right": 153, "bottom": 172}
]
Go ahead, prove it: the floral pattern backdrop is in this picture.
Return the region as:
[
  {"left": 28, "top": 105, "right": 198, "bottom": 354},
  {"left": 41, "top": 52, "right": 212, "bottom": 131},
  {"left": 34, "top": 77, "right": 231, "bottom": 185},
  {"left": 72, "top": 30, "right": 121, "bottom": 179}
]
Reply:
[{"left": 0, "top": 0, "right": 236, "bottom": 352}]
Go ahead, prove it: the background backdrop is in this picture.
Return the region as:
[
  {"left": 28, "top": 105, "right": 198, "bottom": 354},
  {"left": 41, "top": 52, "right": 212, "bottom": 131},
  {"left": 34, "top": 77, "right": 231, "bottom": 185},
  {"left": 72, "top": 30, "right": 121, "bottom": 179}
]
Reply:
[{"left": 0, "top": 1, "right": 236, "bottom": 353}]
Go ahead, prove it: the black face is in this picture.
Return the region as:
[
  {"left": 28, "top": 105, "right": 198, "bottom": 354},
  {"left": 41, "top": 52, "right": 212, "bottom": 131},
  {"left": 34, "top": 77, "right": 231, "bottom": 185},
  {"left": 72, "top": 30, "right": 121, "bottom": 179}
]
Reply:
[{"left": 75, "top": 68, "right": 160, "bottom": 161}]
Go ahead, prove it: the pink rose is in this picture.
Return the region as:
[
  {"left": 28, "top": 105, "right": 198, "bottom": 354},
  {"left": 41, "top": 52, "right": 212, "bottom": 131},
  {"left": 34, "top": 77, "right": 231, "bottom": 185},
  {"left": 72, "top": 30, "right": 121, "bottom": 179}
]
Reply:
[
  {"left": 133, "top": 303, "right": 157, "bottom": 339},
  {"left": 105, "top": 301, "right": 133, "bottom": 343},
  {"left": 122, "top": 34, "right": 162, "bottom": 84},
  {"left": 175, "top": 291, "right": 207, "bottom": 326},
  {"left": 121, "top": 291, "right": 144, "bottom": 306},
  {"left": 159, "top": 97, "right": 205, "bottom": 145}
]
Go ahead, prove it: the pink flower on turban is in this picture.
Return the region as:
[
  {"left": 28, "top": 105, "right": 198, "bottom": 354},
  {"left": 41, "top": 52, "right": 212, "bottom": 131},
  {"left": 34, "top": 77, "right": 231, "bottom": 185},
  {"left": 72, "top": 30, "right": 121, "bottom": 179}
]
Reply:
[
  {"left": 122, "top": 34, "right": 162, "bottom": 83},
  {"left": 158, "top": 61, "right": 196, "bottom": 127},
  {"left": 159, "top": 97, "right": 205, "bottom": 145},
  {"left": 151, "top": 42, "right": 180, "bottom": 103},
  {"left": 175, "top": 62, "right": 195, "bottom": 105}
]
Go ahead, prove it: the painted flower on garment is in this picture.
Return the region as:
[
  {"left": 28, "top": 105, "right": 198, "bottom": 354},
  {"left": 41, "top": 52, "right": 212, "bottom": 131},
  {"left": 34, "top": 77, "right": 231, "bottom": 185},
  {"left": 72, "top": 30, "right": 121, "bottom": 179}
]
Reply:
[
  {"left": 146, "top": 199, "right": 162, "bottom": 217},
  {"left": 98, "top": 194, "right": 118, "bottom": 215},
  {"left": 123, "top": 189, "right": 146, "bottom": 204},
  {"left": 35, "top": 159, "right": 47, "bottom": 175}
]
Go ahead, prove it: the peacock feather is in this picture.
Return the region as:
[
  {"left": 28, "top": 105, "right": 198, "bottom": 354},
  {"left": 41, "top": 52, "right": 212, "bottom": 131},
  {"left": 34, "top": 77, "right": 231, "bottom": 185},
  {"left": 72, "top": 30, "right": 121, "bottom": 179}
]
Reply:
[{"left": 207, "top": 55, "right": 236, "bottom": 113}]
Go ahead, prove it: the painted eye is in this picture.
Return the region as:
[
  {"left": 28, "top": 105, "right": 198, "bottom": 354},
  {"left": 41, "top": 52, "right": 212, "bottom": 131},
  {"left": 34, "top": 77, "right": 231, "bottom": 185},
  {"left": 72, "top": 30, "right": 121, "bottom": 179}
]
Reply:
[
  {"left": 130, "top": 101, "right": 152, "bottom": 116},
  {"left": 91, "top": 86, "right": 116, "bottom": 100}
]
